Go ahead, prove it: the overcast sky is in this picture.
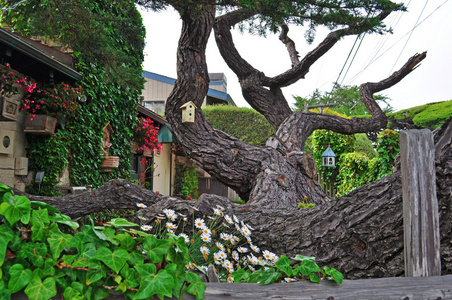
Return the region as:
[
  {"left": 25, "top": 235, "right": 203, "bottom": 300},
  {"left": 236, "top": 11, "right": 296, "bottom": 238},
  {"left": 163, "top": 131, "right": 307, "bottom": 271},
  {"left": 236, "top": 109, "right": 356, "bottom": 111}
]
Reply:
[{"left": 139, "top": 1, "right": 452, "bottom": 112}]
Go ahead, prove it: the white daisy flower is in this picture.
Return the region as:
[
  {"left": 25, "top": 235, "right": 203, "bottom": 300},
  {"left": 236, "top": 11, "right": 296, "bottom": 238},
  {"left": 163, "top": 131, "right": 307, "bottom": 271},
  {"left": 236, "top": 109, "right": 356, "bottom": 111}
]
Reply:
[
  {"left": 216, "top": 242, "right": 224, "bottom": 251},
  {"left": 136, "top": 203, "right": 147, "bottom": 208},
  {"left": 224, "top": 215, "right": 233, "bottom": 224},
  {"left": 201, "top": 233, "right": 211, "bottom": 243},
  {"left": 178, "top": 233, "right": 190, "bottom": 243},
  {"left": 220, "top": 233, "right": 230, "bottom": 241},
  {"left": 213, "top": 252, "right": 222, "bottom": 264},
  {"left": 233, "top": 215, "right": 239, "bottom": 223},
  {"left": 217, "top": 205, "right": 225, "bottom": 211},
  {"left": 217, "top": 251, "right": 227, "bottom": 260},
  {"left": 166, "top": 222, "right": 177, "bottom": 230},
  {"left": 285, "top": 278, "right": 297, "bottom": 283},
  {"left": 201, "top": 226, "right": 211, "bottom": 235},
  {"left": 237, "top": 247, "right": 248, "bottom": 254},
  {"left": 213, "top": 208, "right": 222, "bottom": 216},
  {"left": 263, "top": 250, "right": 273, "bottom": 260},
  {"left": 241, "top": 225, "right": 251, "bottom": 236},
  {"left": 231, "top": 251, "right": 239, "bottom": 261},
  {"left": 194, "top": 218, "right": 205, "bottom": 229},
  {"left": 250, "top": 244, "right": 260, "bottom": 253},
  {"left": 200, "top": 246, "right": 210, "bottom": 255},
  {"left": 227, "top": 276, "right": 234, "bottom": 283},
  {"left": 141, "top": 225, "right": 152, "bottom": 231},
  {"left": 163, "top": 209, "right": 177, "bottom": 221}
]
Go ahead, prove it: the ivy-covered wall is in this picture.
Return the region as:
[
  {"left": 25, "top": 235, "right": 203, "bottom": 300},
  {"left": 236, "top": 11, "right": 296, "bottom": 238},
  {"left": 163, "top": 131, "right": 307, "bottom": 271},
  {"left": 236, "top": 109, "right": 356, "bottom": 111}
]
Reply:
[{"left": 1, "top": 0, "right": 145, "bottom": 194}]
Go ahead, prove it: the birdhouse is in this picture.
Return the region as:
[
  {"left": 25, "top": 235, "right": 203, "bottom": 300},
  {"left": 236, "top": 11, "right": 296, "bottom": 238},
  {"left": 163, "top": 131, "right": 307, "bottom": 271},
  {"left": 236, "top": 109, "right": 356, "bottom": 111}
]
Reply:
[
  {"left": 321, "top": 147, "right": 336, "bottom": 167},
  {"left": 180, "top": 101, "right": 197, "bottom": 123}
]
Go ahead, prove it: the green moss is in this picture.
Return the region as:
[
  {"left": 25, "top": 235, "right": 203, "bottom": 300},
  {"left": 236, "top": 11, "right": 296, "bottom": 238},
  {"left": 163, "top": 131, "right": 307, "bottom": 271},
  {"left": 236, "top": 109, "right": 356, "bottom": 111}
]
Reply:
[{"left": 389, "top": 100, "right": 452, "bottom": 129}]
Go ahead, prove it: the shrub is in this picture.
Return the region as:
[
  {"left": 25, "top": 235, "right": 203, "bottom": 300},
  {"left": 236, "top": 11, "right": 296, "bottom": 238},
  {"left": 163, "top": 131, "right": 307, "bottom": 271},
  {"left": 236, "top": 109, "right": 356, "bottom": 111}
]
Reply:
[
  {"left": 203, "top": 105, "right": 275, "bottom": 146},
  {"left": 174, "top": 164, "right": 199, "bottom": 200}
]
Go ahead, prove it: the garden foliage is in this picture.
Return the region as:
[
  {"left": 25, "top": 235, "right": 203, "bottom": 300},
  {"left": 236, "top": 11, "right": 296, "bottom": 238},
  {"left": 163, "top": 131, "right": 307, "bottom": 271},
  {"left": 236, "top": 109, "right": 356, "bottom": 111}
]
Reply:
[
  {"left": 203, "top": 105, "right": 275, "bottom": 146},
  {"left": 0, "top": 183, "right": 206, "bottom": 300},
  {"left": 1, "top": 0, "right": 146, "bottom": 192},
  {"left": 388, "top": 100, "right": 452, "bottom": 129},
  {"left": 174, "top": 164, "right": 199, "bottom": 200}
]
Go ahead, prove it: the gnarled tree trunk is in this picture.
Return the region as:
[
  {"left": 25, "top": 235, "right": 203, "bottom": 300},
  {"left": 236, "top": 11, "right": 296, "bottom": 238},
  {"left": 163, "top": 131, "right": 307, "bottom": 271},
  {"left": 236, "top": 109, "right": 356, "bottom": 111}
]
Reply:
[{"left": 15, "top": 118, "right": 452, "bottom": 279}]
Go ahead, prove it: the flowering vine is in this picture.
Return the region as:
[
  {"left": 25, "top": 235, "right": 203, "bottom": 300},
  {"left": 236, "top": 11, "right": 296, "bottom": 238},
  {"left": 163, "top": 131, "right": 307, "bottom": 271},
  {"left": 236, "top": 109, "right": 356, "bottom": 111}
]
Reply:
[
  {"left": 133, "top": 116, "right": 162, "bottom": 153},
  {"left": 1, "top": 63, "right": 82, "bottom": 120}
]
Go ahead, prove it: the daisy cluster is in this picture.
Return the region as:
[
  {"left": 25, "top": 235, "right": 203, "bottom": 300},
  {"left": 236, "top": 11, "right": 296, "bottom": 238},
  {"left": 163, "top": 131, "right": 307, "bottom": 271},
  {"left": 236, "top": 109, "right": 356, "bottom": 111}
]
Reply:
[{"left": 136, "top": 203, "right": 279, "bottom": 282}]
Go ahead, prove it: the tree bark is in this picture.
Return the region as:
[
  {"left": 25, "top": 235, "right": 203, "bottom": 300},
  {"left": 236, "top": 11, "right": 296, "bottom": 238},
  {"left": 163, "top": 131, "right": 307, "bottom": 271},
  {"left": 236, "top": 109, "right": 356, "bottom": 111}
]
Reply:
[{"left": 14, "top": 118, "right": 452, "bottom": 279}]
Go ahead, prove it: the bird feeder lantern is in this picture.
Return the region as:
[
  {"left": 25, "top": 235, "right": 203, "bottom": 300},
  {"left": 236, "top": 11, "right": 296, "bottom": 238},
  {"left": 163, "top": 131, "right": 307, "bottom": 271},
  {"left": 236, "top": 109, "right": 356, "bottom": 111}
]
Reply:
[
  {"left": 180, "top": 101, "right": 197, "bottom": 123},
  {"left": 321, "top": 146, "right": 336, "bottom": 167}
]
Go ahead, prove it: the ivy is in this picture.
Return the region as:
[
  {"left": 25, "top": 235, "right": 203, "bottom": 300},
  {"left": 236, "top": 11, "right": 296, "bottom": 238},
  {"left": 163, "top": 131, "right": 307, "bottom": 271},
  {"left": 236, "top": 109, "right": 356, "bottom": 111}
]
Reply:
[
  {"left": 375, "top": 129, "right": 399, "bottom": 178},
  {"left": 1, "top": 0, "right": 146, "bottom": 191},
  {"left": 0, "top": 182, "right": 206, "bottom": 300},
  {"left": 174, "top": 164, "right": 199, "bottom": 200}
]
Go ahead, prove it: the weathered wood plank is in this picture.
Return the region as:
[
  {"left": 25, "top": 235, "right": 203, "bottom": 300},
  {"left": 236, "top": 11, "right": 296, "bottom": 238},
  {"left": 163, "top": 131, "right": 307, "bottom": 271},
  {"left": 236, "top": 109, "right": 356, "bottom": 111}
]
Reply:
[
  {"left": 400, "top": 129, "right": 441, "bottom": 277},
  {"left": 11, "top": 275, "right": 452, "bottom": 300}
]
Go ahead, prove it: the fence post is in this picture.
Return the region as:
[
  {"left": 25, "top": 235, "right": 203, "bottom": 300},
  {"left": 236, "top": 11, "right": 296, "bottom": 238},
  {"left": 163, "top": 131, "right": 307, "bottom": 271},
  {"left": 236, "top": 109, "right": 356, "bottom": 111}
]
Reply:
[{"left": 400, "top": 129, "right": 441, "bottom": 277}]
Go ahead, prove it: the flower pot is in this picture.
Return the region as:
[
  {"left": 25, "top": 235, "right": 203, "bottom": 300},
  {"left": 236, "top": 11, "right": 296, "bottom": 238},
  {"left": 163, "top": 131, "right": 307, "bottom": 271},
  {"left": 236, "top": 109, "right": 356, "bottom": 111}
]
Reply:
[
  {"left": 24, "top": 115, "right": 57, "bottom": 135},
  {"left": 0, "top": 97, "right": 20, "bottom": 121},
  {"left": 143, "top": 149, "right": 154, "bottom": 157},
  {"left": 100, "top": 156, "right": 120, "bottom": 172}
]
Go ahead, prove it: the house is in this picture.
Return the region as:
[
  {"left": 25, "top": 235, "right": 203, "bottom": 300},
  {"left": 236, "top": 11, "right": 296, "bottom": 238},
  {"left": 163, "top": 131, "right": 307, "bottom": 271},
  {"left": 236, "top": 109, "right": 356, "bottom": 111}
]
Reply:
[
  {"left": 131, "top": 104, "right": 175, "bottom": 196},
  {"left": 0, "top": 28, "right": 82, "bottom": 191},
  {"left": 140, "top": 71, "right": 240, "bottom": 200}
]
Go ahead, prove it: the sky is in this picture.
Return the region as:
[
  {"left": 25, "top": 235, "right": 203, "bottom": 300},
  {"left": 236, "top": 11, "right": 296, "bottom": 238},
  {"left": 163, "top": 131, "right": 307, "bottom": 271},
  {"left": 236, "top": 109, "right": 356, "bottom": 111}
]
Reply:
[{"left": 139, "top": 1, "right": 452, "bottom": 112}]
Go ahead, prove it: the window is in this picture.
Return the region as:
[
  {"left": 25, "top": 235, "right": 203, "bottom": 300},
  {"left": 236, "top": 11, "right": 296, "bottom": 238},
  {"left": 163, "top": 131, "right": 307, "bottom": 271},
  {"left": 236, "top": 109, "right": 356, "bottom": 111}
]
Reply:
[{"left": 144, "top": 101, "right": 165, "bottom": 114}]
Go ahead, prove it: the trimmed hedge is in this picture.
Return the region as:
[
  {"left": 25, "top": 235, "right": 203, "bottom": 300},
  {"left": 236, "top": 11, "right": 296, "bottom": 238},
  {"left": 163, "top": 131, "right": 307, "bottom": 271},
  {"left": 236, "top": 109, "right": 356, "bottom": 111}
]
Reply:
[
  {"left": 389, "top": 100, "right": 452, "bottom": 129},
  {"left": 203, "top": 105, "right": 275, "bottom": 146}
]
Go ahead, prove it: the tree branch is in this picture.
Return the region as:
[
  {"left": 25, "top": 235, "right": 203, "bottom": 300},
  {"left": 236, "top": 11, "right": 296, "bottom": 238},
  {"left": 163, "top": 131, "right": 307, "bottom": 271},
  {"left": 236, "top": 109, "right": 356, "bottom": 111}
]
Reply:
[
  {"left": 279, "top": 23, "right": 299, "bottom": 67},
  {"left": 276, "top": 52, "right": 427, "bottom": 152}
]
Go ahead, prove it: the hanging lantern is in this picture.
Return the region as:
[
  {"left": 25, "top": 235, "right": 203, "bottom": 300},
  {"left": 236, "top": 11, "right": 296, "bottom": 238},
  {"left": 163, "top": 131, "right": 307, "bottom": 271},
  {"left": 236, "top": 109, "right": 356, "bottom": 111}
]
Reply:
[{"left": 321, "top": 147, "right": 336, "bottom": 167}]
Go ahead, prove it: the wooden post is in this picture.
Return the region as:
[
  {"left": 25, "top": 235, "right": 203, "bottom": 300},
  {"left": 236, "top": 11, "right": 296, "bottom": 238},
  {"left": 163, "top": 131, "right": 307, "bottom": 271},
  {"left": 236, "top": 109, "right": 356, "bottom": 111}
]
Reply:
[{"left": 400, "top": 129, "right": 441, "bottom": 277}]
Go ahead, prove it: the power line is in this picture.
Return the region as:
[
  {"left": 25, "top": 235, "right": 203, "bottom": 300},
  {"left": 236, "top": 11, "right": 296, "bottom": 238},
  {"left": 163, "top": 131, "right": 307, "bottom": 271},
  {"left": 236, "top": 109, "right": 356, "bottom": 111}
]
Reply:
[
  {"left": 388, "top": 1, "right": 429, "bottom": 74},
  {"left": 346, "top": 0, "right": 449, "bottom": 84}
]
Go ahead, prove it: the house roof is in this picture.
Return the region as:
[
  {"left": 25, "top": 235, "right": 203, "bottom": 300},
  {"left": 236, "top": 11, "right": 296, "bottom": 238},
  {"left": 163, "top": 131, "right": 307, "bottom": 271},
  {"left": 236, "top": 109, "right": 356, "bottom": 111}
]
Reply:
[
  {"left": 142, "top": 71, "right": 236, "bottom": 106},
  {"left": 137, "top": 104, "right": 167, "bottom": 125},
  {"left": 0, "top": 28, "right": 82, "bottom": 82}
]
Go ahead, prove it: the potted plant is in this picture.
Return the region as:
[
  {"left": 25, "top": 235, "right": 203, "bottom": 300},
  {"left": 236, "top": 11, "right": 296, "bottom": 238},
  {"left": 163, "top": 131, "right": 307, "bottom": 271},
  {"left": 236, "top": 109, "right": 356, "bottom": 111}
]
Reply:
[
  {"left": 0, "top": 63, "right": 26, "bottom": 121},
  {"left": 21, "top": 82, "right": 82, "bottom": 135}
]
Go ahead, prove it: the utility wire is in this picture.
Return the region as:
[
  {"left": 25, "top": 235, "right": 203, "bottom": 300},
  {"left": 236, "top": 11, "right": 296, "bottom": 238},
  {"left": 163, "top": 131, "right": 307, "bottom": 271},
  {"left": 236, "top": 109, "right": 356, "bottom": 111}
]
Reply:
[
  {"left": 346, "top": 0, "right": 449, "bottom": 84},
  {"left": 388, "top": 1, "right": 429, "bottom": 74}
]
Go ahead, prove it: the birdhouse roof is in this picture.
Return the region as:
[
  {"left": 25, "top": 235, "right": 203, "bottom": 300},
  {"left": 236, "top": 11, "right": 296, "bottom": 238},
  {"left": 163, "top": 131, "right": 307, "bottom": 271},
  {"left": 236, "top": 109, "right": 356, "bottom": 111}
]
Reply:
[
  {"left": 180, "top": 101, "right": 197, "bottom": 109},
  {"left": 321, "top": 147, "right": 336, "bottom": 157}
]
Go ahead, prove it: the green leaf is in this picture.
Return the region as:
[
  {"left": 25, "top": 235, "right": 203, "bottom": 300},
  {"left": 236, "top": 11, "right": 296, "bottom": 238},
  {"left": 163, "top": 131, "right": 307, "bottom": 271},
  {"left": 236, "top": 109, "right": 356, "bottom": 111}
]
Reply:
[
  {"left": 31, "top": 209, "right": 50, "bottom": 241},
  {"left": 231, "top": 268, "right": 246, "bottom": 283},
  {"left": 275, "top": 255, "right": 292, "bottom": 277},
  {"left": 309, "top": 273, "right": 320, "bottom": 283},
  {"left": 259, "top": 268, "right": 282, "bottom": 285},
  {"left": 107, "top": 218, "right": 138, "bottom": 227},
  {"left": 94, "top": 247, "right": 129, "bottom": 274},
  {"left": 134, "top": 265, "right": 174, "bottom": 300},
  {"left": 324, "top": 266, "right": 344, "bottom": 285},
  {"left": 8, "top": 264, "right": 33, "bottom": 293},
  {"left": 143, "top": 235, "right": 171, "bottom": 263},
  {"left": 292, "top": 254, "right": 316, "bottom": 262},
  {"left": 186, "top": 280, "right": 206, "bottom": 300},
  {"left": 0, "top": 224, "right": 14, "bottom": 267},
  {"left": 48, "top": 213, "right": 79, "bottom": 229},
  {"left": 3, "top": 204, "right": 21, "bottom": 226},
  {"left": 115, "top": 233, "right": 136, "bottom": 252},
  {"left": 48, "top": 234, "right": 72, "bottom": 259},
  {"left": 30, "top": 201, "right": 61, "bottom": 214},
  {"left": 24, "top": 275, "right": 57, "bottom": 300},
  {"left": 298, "top": 260, "right": 321, "bottom": 276}
]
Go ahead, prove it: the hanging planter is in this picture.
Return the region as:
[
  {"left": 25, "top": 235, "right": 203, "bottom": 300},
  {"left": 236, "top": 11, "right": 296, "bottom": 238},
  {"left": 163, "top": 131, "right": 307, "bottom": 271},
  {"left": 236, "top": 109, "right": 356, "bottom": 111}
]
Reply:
[
  {"left": 0, "top": 97, "right": 20, "bottom": 121},
  {"left": 100, "top": 156, "right": 120, "bottom": 172},
  {"left": 24, "top": 115, "right": 57, "bottom": 135}
]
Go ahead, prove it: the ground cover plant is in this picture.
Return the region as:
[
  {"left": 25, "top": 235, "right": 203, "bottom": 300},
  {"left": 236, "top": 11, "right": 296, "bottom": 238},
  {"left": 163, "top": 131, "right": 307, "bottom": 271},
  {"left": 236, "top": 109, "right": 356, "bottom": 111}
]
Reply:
[{"left": 1, "top": 182, "right": 343, "bottom": 299}]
